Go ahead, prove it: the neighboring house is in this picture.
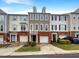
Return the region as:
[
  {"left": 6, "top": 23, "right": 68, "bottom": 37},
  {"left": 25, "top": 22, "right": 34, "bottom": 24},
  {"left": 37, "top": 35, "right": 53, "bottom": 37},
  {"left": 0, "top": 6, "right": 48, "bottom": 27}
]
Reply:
[
  {"left": 0, "top": 7, "right": 79, "bottom": 44},
  {"left": 50, "top": 14, "right": 70, "bottom": 42},
  {"left": 28, "top": 6, "right": 51, "bottom": 44},
  {"left": 8, "top": 14, "right": 29, "bottom": 43},
  {"left": 69, "top": 9, "right": 79, "bottom": 38},
  {"left": 0, "top": 9, "right": 8, "bottom": 44}
]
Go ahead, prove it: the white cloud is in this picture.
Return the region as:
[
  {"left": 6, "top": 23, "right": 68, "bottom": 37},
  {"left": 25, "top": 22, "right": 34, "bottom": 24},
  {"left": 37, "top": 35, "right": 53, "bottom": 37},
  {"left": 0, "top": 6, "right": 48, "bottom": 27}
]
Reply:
[
  {"left": 4, "top": 0, "right": 32, "bottom": 5},
  {"left": 12, "top": 8, "right": 32, "bottom": 14}
]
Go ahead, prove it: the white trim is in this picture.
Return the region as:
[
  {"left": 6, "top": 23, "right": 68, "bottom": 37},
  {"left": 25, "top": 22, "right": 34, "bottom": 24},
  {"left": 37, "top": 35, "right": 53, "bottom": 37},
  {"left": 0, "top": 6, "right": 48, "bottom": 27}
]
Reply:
[{"left": 10, "top": 33, "right": 17, "bottom": 42}]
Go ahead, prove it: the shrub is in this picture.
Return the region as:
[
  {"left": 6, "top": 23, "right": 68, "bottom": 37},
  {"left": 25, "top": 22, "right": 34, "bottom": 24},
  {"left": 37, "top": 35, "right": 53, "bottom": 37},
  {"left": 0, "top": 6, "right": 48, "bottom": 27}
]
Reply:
[
  {"left": 59, "top": 39, "right": 71, "bottom": 44},
  {"left": 30, "top": 42, "right": 36, "bottom": 47},
  {"left": 57, "top": 38, "right": 60, "bottom": 43}
]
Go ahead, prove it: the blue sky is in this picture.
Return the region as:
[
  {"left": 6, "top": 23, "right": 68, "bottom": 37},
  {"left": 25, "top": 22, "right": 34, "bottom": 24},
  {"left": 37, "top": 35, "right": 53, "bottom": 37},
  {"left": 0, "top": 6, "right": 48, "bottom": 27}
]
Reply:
[{"left": 0, "top": 0, "right": 79, "bottom": 14}]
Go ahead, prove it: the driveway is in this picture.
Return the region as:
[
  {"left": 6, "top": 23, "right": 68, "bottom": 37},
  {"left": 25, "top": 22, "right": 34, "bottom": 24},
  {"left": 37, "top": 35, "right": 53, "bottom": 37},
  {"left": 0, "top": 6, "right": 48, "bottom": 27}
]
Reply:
[{"left": 0, "top": 45, "right": 23, "bottom": 56}]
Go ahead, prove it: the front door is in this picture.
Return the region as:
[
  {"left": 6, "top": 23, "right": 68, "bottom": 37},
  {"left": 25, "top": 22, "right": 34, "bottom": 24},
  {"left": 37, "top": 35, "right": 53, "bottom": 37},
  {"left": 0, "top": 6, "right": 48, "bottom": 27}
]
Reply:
[
  {"left": 52, "top": 34, "right": 57, "bottom": 42},
  {"left": 11, "top": 35, "right": 16, "bottom": 42},
  {"left": 76, "top": 34, "right": 79, "bottom": 38},
  {"left": 31, "top": 35, "right": 36, "bottom": 42}
]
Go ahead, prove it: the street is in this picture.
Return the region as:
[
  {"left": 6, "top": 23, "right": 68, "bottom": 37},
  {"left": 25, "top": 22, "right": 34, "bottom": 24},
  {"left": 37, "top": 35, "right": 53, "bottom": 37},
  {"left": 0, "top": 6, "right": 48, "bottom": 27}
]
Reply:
[{"left": 0, "top": 53, "right": 79, "bottom": 58}]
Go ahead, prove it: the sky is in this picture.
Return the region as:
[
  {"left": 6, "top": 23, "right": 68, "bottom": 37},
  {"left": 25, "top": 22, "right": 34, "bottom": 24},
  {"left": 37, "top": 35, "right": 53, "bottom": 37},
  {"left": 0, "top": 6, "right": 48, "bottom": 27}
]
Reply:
[{"left": 0, "top": 0, "right": 79, "bottom": 14}]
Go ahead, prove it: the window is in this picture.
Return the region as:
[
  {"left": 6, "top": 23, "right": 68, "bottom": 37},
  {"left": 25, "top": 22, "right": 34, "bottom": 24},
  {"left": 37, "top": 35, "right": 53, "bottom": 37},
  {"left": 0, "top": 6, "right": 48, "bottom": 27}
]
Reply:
[
  {"left": 78, "top": 27, "right": 79, "bottom": 30},
  {"left": 35, "top": 24, "right": 38, "bottom": 30},
  {"left": 52, "top": 16, "right": 57, "bottom": 21},
  {"left": 40, "top": 24, "right": 43, "bottom": 30},
  {"left": 0, "top": 25, "right": 3, "bottom": 31},
  {"left": 20, "top": 16, "right": 27, "bottom": 21},
  {"left": 35, "top": 14, "right": 39, "bottom": 20},
  {"left": 21, "top": 24, "right": 26, "bottom": 31},
  {"left": 59, "top": 16, "right": 66, "bottom": 21},
  {"left": 45, "top": 24, "right": 48, "bottom": 30},
  {"left": 13, "top": 24, "right": 17, "bottom": 31},
  {"left": 40, "top": 14, "right": 44, "bottom": 20},
  {"left": 73, "top": 27, "right": 76, "bottom": 30},
  {"left": 45, "top": 14, "right": 48, "bottom": 20},
  {"left": 52, "top": 25, "right": 57, "bottom": 30},
  {"left": 30, "top": 14, "right": 34, "bottom": 20},
  {"left": 30, "top": 24, "right": 33, "bottom": 30},
  {"left": 73, "top": 17, "right": 76, "bottom": 19},
  {"left": 59, "top": 24, "right": 66, "bottom": 30},
  {"left": 78, "top": 17, "right": 79, "bottom": 19},
  {"left": 13, "top": 16, "right": 17, "bottom": 21},
  {"left": 0, "top": 15, "right": 4, "bottom": 23}
]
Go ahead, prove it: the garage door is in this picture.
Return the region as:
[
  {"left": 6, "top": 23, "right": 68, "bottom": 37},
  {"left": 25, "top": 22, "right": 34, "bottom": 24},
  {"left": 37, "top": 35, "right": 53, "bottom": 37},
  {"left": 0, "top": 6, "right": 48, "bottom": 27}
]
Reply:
[
  {"left": 0, "top": 36, "right": 3, "bottom": 44},
  {"left": 20, "top": 36, "right": 28, "bottom": 42},
  {"left": 40, "top": 36, "right": 48, "bottom": 43}
]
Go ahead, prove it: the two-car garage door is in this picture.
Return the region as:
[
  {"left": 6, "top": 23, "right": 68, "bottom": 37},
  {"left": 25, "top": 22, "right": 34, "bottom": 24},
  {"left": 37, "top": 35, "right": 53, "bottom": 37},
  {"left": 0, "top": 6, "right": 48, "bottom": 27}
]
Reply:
[
  {"left": 40, "top": 36, "right": 48, "bottom": 43},
  {"left": 20, "top": 36, "right": 28, "bottom": 42}
]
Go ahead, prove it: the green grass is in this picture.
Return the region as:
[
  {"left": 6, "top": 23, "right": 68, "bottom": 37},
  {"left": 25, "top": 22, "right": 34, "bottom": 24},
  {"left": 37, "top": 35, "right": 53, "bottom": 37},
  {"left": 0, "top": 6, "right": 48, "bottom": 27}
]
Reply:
[
  {"left": 0, "top": 44, "right": 9, "bottom": 48},
  {"left": 56, "top": 44, "right": 79, "bottom": 50},
  {"left": 16, "top": 47, "right": 40, "bottom": 52}
]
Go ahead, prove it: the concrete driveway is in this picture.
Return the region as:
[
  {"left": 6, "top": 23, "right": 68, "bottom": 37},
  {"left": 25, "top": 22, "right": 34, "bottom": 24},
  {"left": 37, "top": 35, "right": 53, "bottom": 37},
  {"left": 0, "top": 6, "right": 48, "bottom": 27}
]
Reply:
[{"left": 0, "top": 45, "right": 23, "bottom": 56}]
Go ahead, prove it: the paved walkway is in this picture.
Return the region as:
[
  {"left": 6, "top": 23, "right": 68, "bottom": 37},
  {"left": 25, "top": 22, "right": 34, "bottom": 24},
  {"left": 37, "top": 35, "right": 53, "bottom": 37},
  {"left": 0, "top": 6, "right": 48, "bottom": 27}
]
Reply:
[{"left": 0, "top": 44, "right": 79, "bottom": 56}]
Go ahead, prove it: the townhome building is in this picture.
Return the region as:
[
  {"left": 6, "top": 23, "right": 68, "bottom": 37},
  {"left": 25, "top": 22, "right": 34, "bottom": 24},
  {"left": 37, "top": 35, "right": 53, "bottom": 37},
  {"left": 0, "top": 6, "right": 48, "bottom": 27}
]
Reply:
[
  {"left": 0, "top": 9, "right": 8, "bottom": 44},
  {"left": 50, "top": 14, "right": 70, "bottom": 42},
  {"left": 0, "top": 6, "right": 79, "bottom": 44}
]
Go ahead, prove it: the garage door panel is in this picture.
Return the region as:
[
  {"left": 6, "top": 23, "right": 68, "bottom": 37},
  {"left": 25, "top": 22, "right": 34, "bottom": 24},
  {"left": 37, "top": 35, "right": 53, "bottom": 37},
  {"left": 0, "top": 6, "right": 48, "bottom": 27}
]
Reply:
[
  {"left": 20, "top": 36, "right": 28, "bottom": 42},
  {"left": 0, "top": 36, "right": 3, "bottom": 44},
  {"left": 40, "top": 36, "right": 48, "bottom": 43}
]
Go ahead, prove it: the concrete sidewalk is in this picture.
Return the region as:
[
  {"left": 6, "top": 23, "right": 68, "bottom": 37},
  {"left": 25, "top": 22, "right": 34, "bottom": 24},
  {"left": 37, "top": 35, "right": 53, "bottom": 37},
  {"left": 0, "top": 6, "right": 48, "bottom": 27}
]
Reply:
[{"left": 0, "top": 44, "right": 79, "bottom": 56}]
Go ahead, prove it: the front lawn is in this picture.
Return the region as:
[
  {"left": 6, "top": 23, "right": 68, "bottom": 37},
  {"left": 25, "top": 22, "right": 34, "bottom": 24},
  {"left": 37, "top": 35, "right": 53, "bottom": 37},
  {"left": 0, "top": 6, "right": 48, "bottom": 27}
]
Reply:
[
  {"left": 0, "top": 44, "right": 9, "bottom": 48},
  {"left": 16, "top": 47, "right": 40, "bottom": 52},
  {"left": 56, "top": 44, "right": 79, "bottom": 50}
]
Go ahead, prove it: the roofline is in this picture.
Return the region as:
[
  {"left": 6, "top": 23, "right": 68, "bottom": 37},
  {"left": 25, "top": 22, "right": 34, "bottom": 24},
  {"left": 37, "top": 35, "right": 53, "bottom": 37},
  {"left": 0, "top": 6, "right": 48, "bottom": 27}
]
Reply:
[{"left": 8, "top": 14, "right": 28, "bottom": 16}]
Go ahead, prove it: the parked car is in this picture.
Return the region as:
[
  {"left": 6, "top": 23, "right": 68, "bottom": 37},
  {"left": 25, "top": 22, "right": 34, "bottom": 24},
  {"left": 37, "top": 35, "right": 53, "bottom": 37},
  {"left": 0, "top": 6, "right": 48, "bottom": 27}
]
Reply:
[{"left": 67, "top": 36, "right": 79, "bottom": 44}]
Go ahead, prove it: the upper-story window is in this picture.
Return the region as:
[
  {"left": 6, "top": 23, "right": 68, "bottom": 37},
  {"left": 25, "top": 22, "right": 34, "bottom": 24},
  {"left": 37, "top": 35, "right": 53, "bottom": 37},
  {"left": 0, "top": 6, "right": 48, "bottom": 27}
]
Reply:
[
  {"left": 73, "top": 17, "right": 76, "bottom": 19},
  {"left": 45, "top": 14, "right": 48, "bottom": 20},
  {"left": 20, "top": 16, "right": 27, "bottom": 21},
  {"left": 13, "top": 24, "right": 17, "bottom": 31},
  {"left": 35, "top": 24, "right": 38, "bottom": 30},
  {"left": 59, "top": 24, "right": 66, "bottom": 30},
  {"left": 40, "top": 24, "right": 43, "bottom": 30},
  {"left": 20, "top": 23, "right": 27, "bottom": 31},
  {"left": 52, "top": 16, "right": 57, "bottom": 21},
  {"left": 73, "top": 27, "right": 76, "bottom": 30},
  {"left": 0, "top": 25, "right": 3, "bottom": 31},
  {"left": 30, "top": 14, "right": 34, "bottom": 20},
  {"left": 13, "top": 16, "right": 17, "bottom": 21},
  {"left": 0, "top": 15, "right": 4, "bottom": 23},
  {"left": 78, "top": 17, "right": 79, "bottom": 19},
  {"left": 45, "top": 24, "right": 48, "bottom": 30},
  {"left": 52, "top": 25, "right": 57, "bottom": 30},
  {"left": 35, "top": 14, "right": 39, "bottom": 20},
  {"left": 30, "top": 24, "right": 33, "bottom": 30},
  {"left": 59, "top": 16, "right": 66, "bottom": 21},
  {"left": 40, "top": 14, "right": 44, "bottom": 20}
]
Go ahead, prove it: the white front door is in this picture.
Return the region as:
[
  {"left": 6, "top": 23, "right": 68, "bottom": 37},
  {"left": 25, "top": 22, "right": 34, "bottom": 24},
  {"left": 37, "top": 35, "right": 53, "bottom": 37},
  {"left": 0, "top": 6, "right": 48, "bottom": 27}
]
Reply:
[
  {"left": 11, "top": 35, "right": 17, "bottom": 42},
  {"left": 20, "top": 36, "right": 28, "bottom": 42},
  {"left": 40, "top": 36, "right": 48, "bottom": 43},
  {"left": 0, "top": 35, "right": 3, "bottom": 44}
]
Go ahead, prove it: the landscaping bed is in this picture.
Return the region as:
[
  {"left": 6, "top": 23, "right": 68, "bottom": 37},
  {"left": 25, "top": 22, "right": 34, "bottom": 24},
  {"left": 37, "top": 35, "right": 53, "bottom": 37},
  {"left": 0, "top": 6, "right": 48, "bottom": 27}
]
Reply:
[
  {"left": 55, "top": 44, "right": 79, "bottom": 50},
  {"left": 16, "top": 42, "right": 40, "bottom": 52},
  {"left": 0, "top": 44, "right": 10, "bottom": 48}
]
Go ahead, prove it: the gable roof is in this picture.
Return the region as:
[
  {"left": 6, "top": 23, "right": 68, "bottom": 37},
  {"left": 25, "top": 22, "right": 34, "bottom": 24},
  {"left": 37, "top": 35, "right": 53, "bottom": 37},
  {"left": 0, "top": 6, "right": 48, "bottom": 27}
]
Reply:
[
  {"left": 71, "top": 8, "right": 79, "bottom": 14},
  {"left": 0, "top": 9, "right": 7, "bottom": 14}
]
